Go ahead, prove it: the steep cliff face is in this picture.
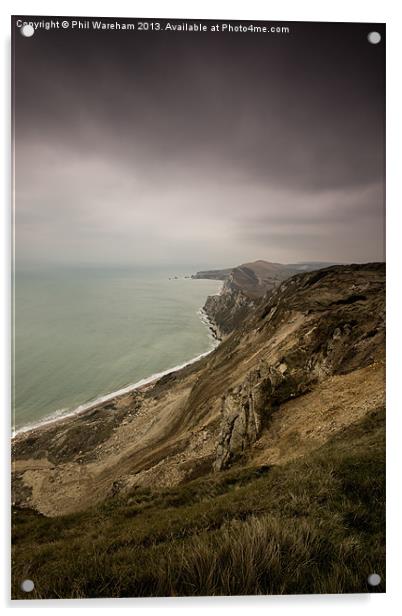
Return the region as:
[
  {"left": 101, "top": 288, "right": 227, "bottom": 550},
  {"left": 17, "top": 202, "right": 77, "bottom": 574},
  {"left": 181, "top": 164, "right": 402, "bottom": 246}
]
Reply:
[
  {"left": 202, "top": 261, "right": 299, "bottom": 336},
  {"left": 12, "top": 263, "right": 385, "bottom": 516},
  {"left": 200, "top": 260, "right": 338, "bottom": 337},
  {"left": 203, "top": 284, "right": 254, "bottom": 338}
]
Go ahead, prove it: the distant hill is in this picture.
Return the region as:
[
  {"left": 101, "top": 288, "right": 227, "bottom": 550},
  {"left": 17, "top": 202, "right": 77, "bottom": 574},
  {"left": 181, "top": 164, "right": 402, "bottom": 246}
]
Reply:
[
  {"left": 193, "top": 260, "right": 338, "bottom": 297},
  {"left": 191, "top": 267, "right": 233, "bottom": 281},
  {"left": 225, "top": 260, "right": 297, "bottom": 299}
]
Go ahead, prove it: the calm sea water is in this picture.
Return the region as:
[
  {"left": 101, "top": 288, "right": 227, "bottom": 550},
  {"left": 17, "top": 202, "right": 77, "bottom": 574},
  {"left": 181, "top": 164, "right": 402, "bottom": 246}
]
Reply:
[{"left": 13, "top": 267, "right": 221, "bottom": 432}]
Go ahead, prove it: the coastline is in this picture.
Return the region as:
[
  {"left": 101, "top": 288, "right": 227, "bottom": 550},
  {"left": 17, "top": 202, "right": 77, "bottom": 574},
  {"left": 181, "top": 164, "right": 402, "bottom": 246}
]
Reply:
[
  {"left": 12, "top": 282, "right": 223, "bottom": 439},
  {"left": 197, "top": 307, "right": 222, "bottom": 343},
  {"left": 11, "top": 263, "right": 386, "bottom": 594}
]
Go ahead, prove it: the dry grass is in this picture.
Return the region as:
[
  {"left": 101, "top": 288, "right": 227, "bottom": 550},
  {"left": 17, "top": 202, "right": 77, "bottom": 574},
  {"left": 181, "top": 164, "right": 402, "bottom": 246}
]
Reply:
[{"left": 12, "top": 407, "right": 385, "bottom": 598}]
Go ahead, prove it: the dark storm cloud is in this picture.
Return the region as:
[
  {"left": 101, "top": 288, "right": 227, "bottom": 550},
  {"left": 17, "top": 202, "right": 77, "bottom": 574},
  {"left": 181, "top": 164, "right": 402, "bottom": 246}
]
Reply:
[{"left": 13, "top": 18, "right": 385, "bottom": 266}]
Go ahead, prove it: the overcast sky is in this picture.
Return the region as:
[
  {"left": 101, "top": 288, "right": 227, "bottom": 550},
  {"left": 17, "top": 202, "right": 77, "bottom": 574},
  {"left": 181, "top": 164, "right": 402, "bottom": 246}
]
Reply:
[{"left": 13, "top": 18, "right": 385, "bottom": 269}]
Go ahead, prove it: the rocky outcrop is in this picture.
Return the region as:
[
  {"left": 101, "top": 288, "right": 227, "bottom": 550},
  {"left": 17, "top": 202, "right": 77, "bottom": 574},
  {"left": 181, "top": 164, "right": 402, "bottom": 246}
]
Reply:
[
  {"left": 214, "top": 364, "right": 285, "bottom": 470},
  {"left": 213, "top": 362, "right": 310, "bottom": 471}
]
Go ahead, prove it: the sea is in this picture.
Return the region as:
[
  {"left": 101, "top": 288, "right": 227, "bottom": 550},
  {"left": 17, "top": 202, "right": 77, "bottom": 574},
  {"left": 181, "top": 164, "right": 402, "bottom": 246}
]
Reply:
[{"left": 13, "top": 266, "right": 222, "bottom": 433}]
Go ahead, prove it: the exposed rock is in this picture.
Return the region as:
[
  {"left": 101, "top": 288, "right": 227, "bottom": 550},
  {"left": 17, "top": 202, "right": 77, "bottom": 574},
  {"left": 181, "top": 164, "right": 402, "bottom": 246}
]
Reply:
[
  {"left": 198, "top": 260, "right": 338, "bottom": 336},
  {"left": 203, "top": 286, "right": 253, "bottom": 337}
]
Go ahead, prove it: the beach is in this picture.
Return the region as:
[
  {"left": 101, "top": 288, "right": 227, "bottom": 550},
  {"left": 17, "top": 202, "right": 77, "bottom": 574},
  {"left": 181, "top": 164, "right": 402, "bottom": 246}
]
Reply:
[{"left": 13, "top": 267, "right": 222, "bottom": 434}]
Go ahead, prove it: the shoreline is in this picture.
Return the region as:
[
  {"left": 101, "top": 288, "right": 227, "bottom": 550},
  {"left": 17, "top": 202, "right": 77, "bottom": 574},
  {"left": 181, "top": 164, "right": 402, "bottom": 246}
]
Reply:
[
  {"left": 197, "top": 307, "right": 222, "bottom": 343},
  {"left": 12, "top": 284, "right": 223, "bottom": 439}
]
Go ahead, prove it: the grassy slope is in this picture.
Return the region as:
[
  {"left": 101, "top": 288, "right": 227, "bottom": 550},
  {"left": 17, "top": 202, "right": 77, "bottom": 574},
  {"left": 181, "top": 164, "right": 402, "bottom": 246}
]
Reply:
[{"left": 12, "top": 407, "right": 385, "bottom": 599}]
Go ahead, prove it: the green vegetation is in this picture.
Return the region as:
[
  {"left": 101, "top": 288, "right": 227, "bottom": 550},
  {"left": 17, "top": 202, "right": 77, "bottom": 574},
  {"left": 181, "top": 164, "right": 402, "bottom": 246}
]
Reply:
[{"left": 12, "top": 407, "right": 385, "bottom": 599}]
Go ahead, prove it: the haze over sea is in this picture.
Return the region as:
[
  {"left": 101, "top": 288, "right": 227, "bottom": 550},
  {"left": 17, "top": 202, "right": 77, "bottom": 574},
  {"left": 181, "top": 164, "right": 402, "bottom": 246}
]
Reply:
[{"left": 14, "top": 266, "right": 222, "bottom": 432}]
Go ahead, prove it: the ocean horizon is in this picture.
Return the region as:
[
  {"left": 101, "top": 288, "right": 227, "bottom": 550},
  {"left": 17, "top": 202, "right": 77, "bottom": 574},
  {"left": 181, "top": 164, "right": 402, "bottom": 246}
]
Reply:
[{"left": 13, "top": 266, "right": 222, "bottom": 433}]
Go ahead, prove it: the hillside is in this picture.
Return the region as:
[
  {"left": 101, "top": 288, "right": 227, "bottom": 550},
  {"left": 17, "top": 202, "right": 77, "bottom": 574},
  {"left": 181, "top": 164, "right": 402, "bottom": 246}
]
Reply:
[
  {"left": 12, "top": 262, "right": 385, "bottom": 597},
  {"left": 199, "top": 259, "right": 337, "bottom": 336},
  {"left": 192, "top": 260, "right": 338, "bottom": 286}
]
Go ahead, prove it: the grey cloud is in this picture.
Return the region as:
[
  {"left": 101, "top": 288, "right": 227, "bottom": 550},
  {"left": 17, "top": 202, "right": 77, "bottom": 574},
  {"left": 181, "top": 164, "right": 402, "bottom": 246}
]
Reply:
[{"left": 13, "top": 19, "right": 385, "bottom": 268}]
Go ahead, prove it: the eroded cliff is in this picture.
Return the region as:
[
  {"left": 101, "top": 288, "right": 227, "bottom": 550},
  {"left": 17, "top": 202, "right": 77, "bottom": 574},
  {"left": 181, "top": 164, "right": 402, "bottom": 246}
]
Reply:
[
  {"left": 199, "top": 259, "right": 337, "bottom": 336},
  {"left": 12, "top": 262, "right": 385, "bottom": 516}
]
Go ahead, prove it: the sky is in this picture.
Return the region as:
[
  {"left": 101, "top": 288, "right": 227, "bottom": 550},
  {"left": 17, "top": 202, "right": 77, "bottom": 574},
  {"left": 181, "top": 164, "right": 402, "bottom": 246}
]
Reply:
[{"left": 13, "top": 18, "right": 385, "bottom": 269}]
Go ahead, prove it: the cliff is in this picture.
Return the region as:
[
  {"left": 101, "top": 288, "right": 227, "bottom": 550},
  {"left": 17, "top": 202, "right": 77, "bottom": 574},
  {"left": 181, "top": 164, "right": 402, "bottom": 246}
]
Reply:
[
  {"left": 200, "top": 259, "right": 336, "bottom": 336},
  {"left": 191, "top": 267, "right": 232, "bottom": 281},
  {"left": 12, "top": 262, "right": 384, "bottom": 512},
  {"left": 11, "top": 262, "right": 385, "bottom": 597}
]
